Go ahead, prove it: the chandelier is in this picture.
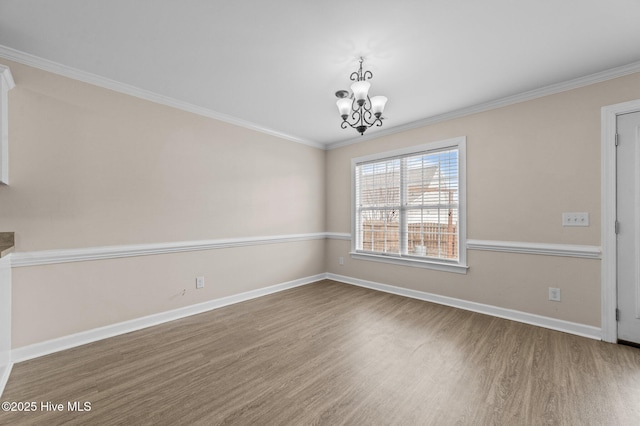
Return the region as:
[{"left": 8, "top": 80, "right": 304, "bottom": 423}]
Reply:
[{"left": 335, "top": 57, "right": 388, "bottom": 135}]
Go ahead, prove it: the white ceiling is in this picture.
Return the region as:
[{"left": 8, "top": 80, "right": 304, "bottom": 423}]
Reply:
[{"left": 1, "top": 0, "right": 640, "bottom": 147}]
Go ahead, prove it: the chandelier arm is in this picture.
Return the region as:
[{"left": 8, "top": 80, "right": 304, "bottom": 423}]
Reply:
[
  {"left": 350, "top": 99, "right": 359, "bottom": 113},
  {"left": 350, "top": 108, "right": 363, "bottom": 124},
  {"left": 341, "top": 108, "right": 367, "bottom": 127},
  {"left": 349, "top": 68, "right": 373, "bottom": 82},
  {"left": 341, "top": 112, "right": 375, "bottom": 135},
  {"left": 354, "top": 96, "right": 373, "bottom": 125},
  {"left": 361, "top": 106, "right": 373, "bottom": 124},
  {"left": 344, "top": 104, "right": 376, "bottom": 126},
  {"left": 340, "top": 117, "right": 363, "bottom": 130}
]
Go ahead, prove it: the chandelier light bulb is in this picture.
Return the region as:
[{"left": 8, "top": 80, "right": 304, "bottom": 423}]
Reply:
[
  {"left": 370, "top": 96, "right": 388, "bottom": 117},
  {"left": 336, "top": 98, "right": 352, "bottom": 119},
  {"left": 351, "top": 81, "right": 371, "bottom": 105}
]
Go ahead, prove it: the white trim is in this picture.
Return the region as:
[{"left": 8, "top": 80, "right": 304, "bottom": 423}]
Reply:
[
  {"left": 8, "top": 271, "right": 605, "bottom": 365},
  {"left": 0, "top": 65, "right": 15, "bottom": 89},
  {"left": 0, "top": 64, "right": 15, "bottom": 185},
  {"left": 636, "top": 125, "right": 640, "bottom": 319},
  {"left": 325, "top": 232, "right": 351, "bottom": 240},
  {"left": 350, "top": 252, "right": 468, "bottom": 274},
  {"left": 10, "top": 233, "right": 327, "bottom": 267},
  {"left": 328, "top": 60, "right": 640, "bottom": 150},
  {"left": 0, "top": 45, "right": 323, "bottom": 150},
  {"left": 467, "top": 239, "right": 601, "bottom": 259},
  {"left": 350, "top": 137, "right": 467, "bottom": 273},
  {"left": 3, "top": 45, "right": 640, "bottom": 152},
  {"left": 332, "top": 234, "right": 603, "bottom": 260},
  {"left": 327, "top": 273, "right": 602, "bottom": 340},
  {"left": 11, "top": 274, "right": 326, "bottom": 363},
  {"left": 6, "top": 234, "right": 603, "bottom": 270},
  {"left": 0, "top": 255, "right": 10, "bottom": 399},
  {"left": 0, "top": 362, "right": 12, "bottom": 398},
  {"left": 350, "top": 136, "right": 466, "bottom": 164},
  {"left": 601, "top": 99, "right": 640, "bottom": 342}
]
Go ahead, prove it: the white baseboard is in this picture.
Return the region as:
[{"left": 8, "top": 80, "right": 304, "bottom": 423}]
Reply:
[
  {"left": 10, "top": 271, "right": 603, "bottom": 367},
  {"left": 0, "top": 362, "right": 12, "bottom": 398},
  {"left": 11, "top": 274, "right": 327, "bottom": 363},
  {"left": 327, "top": 273, "right": 602, "bottom": 340}
]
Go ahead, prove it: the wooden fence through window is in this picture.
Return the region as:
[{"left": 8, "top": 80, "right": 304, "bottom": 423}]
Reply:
[{"left": 361, "top": 221, "right": 457, "bottom": 259}]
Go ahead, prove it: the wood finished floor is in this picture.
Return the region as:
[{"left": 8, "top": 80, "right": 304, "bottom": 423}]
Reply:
[{"left": 1, "top": 279, "right": 639, "bottom": 425}]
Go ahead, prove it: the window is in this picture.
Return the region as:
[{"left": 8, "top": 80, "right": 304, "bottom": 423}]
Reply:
[{"left": 351, "top": 137, "right": 467, "bottom": 273}]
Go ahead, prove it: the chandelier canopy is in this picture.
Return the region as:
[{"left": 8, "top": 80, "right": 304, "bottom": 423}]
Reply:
[{"left": 335, "top": 58, "right": 388, "bottom": 136}]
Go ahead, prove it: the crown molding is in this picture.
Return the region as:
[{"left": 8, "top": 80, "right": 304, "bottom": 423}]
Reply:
[
  {"left": 0, "top": 45, "right": 324, "bottom": 150},
  {"left": 2, "top": 44, "right": 640, "bottom": 151},
  {"left": 327, "top": 60, "right": 640, "bottom": 150}
]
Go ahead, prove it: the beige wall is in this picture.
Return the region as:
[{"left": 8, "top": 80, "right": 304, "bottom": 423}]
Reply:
[
  {"left": 0, "top": 60, "right": 326, "bottom": 347},
  {"left": 1, "top": 60, "right": 325, "bottom": 251},
  {"left": 12, "top": 240, "right": 325, "bottom": 347},
  {"left": 4, "top": 56, "right": 640, "bottom": 349},
  {"left": 326, "top": 72, "right": 640, "bottom": 327}
]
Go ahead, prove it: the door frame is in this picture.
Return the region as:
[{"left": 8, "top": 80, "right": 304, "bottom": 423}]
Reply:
[{"left": 601, "top": 99, "right": 640, "bottom": 342}]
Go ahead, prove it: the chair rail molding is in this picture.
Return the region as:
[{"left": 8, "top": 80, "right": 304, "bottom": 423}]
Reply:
[
  {"left": 10, "top": 233, "right": 329, "bottom": 267},
  {"left": 466, "top": 239, "right": 601, "bottom": 259}
]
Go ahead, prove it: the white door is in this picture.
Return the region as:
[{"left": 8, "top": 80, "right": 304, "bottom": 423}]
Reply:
[{"left": 617, "top": 111, "right": 640, "bottom": 345}]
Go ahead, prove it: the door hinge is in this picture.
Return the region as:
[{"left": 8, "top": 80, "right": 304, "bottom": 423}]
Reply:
[
  {"left": 615, "top": 220, "right": 620, "bottom": 234},
  {"left": 615, "top": 133, "right": 619, "bottom": 146},
  {"left": 616, "top": 308, "right": 620, "bottom": 321}
]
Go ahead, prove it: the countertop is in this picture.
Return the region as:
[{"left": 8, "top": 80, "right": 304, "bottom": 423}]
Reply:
[{"left": 0, "top": 232, "right": 14, "bottom": 258}]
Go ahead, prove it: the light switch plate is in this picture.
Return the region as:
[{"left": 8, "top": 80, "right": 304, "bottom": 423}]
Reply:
[{"left": 562, "top": 212, "right": 589, "bottom": 227}]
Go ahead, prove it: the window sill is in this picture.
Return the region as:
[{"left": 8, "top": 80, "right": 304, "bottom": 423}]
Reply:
[{"left": 349, "top": 252, "right": 468, "bottom": 274}]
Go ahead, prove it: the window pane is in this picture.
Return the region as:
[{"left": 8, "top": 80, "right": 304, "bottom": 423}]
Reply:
[
  {"left": 403, "top": 149, "right": 458, "bottom": 260},
  {"left": 405, "top": 208, "right": 458, "bottom": 259},
  {"left": 406, "top": 149, "right": 458, "bottom": 208},
  {"left": 358, "top": 209, "right": 400, "bottom": 254},
  {"left": 357, "top": 159, "right": 400, "bottom": 208}
]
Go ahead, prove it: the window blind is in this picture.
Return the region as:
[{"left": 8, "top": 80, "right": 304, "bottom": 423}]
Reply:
[{"left": 355, "top": 148, "right": 459, "bottom": 261}]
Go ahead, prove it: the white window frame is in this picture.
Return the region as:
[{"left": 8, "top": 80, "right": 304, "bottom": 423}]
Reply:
[
  {"left": 350, "top": 136, "right": 467, "bottom": 274},
  {"left": 0, "top": 65, "right": 15, "bottom": 185}
]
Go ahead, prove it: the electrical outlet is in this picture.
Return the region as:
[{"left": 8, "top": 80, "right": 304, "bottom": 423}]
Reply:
[
  {"left": 196, "top": 276, "right": 205, "bottom": 289},
  {"left": 339, "top": 256, "right": 344, "bottom": 265},
  {"left": 549, "top": 287, "right": 561, "bottom": 302}
]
